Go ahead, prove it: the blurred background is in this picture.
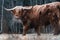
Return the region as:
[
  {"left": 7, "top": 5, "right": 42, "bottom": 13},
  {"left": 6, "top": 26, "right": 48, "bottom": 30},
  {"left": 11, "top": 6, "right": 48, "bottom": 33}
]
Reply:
[{"left": 0, "top": 0, "right": 60, "bottom": 34}]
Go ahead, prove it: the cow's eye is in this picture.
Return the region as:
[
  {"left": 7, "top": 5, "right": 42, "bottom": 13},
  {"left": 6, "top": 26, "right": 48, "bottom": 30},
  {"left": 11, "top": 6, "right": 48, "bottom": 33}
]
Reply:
[{"left": 11, "top": 9, "right": 16, "bottom": 15}]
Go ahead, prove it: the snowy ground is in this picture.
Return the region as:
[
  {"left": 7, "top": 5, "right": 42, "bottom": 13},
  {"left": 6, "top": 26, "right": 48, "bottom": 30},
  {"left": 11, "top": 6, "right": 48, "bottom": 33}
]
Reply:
[{"left": 0, "top": 33, "right": 60, "bottom": 40}]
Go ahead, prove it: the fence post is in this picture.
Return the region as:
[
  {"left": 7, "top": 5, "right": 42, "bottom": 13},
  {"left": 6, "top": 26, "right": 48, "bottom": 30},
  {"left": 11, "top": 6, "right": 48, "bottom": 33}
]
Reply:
[{"left": 1, "top": 0, "right": 4, "bottom": 33}]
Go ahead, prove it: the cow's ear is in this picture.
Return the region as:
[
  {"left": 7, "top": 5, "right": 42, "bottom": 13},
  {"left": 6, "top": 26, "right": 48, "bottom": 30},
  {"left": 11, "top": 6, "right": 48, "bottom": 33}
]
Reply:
[{"left": 11, "top": 9, "right": 16, "bottom": 14}]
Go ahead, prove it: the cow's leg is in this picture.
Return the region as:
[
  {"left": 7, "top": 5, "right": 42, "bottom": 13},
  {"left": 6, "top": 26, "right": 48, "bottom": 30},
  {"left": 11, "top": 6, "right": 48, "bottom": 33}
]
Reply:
[
  {"left": 22, "top": 25, "right": 29, "bottom": 40},
  {"left": 23, "top": 25, "right": 29, "bottom": 36},
  {"left": 54, "top": 28, "right": 59, "bottom": 35},
  {"left": 54, "top": 20, "right": 60, "bottom": 35},
  {"left": 35, "top": 26, "right": 40, "bottom": 36},
  {"left": 54, "top": 23, "right": 60, "bottom": 35},
  {"left": 50, "top": 19, "right": 59, "bottom": 35},
  {"left": 35, "top": 26, "right": 41, "bottom": 40}
]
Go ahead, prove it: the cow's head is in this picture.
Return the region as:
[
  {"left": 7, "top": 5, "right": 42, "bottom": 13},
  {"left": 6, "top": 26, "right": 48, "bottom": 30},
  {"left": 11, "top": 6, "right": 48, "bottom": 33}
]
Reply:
[
  {"left": 4, "top": 6, "right": 32, "bottom": 19},
  {"left": 4, "top": 6, "right": 23, "bottom": 19}
]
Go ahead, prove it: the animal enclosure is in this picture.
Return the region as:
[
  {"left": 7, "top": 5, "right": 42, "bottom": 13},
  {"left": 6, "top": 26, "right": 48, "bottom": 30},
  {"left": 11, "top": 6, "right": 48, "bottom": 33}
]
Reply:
[{"left": 0, "top": 0, "right": 60, "bottom": 40}]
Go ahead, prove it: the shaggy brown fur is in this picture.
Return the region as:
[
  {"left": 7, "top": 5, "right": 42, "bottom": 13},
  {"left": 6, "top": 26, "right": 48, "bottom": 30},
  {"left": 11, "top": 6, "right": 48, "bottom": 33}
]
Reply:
[{"left": 5, "top": 2, "right": 60, "bottom": 35}]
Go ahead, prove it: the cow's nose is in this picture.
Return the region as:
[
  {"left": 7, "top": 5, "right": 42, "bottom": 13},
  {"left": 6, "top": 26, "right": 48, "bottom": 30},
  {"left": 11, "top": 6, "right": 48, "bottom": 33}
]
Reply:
[{"left": 16, "top": 15, "right": 19, "bottom": 16}]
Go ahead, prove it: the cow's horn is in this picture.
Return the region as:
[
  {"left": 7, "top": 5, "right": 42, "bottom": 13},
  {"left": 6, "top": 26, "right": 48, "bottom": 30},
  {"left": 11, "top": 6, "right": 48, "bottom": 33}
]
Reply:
[
  {"left": 22, "top": 6, "right": 32, "bottom": 9},
  {"left": 4, "top": 7, "right": 15, "bottom": 11}
]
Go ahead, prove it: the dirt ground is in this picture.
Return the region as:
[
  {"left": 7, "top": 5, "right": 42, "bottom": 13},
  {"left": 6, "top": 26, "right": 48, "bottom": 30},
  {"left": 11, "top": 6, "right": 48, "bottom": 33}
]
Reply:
[{"left": 0, "top": 33, "right": 60, "bottom": 40}]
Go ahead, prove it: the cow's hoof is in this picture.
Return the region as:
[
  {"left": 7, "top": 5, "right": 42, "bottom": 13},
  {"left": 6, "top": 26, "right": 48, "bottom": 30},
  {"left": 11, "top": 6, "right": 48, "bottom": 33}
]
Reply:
[
  {"left": 22, "top": 36, "right": 27, "bottom": 40},
  {"left": 54, "top": 32, "right": 59, "bottom": 35},
  {"left": 36, "top": 36, "right": 41, "bottom": 40}
]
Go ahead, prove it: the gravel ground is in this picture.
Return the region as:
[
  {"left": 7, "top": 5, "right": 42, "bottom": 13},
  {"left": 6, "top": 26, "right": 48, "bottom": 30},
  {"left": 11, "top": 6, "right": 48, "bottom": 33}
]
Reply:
[{"left": 0, "top": 33, "right": 60, "bottom": 40}]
